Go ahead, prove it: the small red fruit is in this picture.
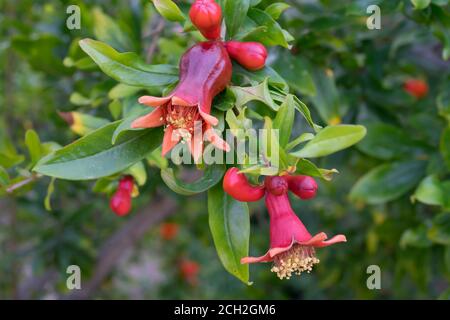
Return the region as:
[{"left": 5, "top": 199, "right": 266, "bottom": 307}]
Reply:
[
  {"left": 224, "top": 41, "right": 268, "bottom": 71},
  {"left": 265, "top": 176, "right": 288, "bottom": 196},
  {"left": 189, "top": 0, "right": 222, "bottom": 40},
  {"left": 404, "top": 79, "right": 428, "bottom": 99},
  {"left": 286, "top": 175, "right": 318, "bottom": 200},
  {"left": 110, "top": 189, "right": 132, "bottom": 216},
  {"left": 179, "top": 260, "right": 200, "bottom": 286},
  {"left": 160, "top": 223, "right": 179, "bottom": 240},
  {"left": 223, "top": 167, "right": 265, "bottom": 202}
]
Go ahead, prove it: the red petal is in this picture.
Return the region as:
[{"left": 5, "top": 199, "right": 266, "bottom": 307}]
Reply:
[
  {"left": 188, "top": 125, "right": 204, "bottom": 163},
  {"left": 205, "top": 127, "right": 230, "bottom": 152},
  {"left": 138, "top": 96, "right": 171, "bottom": 107},
  {"left": 162, "top": 126, "right": 181, "bottom": 156},
  {"left": 172, "top": 96, "right": 197, "bottom": 107},
  {"left": 131, "top": 107, "right": 165, "bottom": 128}
]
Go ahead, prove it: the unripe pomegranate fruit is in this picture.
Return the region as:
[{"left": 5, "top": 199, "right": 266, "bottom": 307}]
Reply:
[
  {"left": 223, "top": 167, "right": 265, "bottom": 202},
  {"left": 224, "top": 41, "right": 268, "bottom": 71},
  {"left": 286, "top": 175, "right": 318, "bottom": 200},
  {"left": 404, "top": 79, "right": 428, "bottom": 99},
  {"left": 189, "top": 0, "right": 222, "bottom": 40}
]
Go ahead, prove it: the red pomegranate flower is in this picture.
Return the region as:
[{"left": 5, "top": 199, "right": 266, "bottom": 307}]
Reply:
[
  {"left": 241, "top": 192, "right": 346, "bottom": 279},
  {"left": 132, "top": 41, "right": 232, "bottom": 161}
]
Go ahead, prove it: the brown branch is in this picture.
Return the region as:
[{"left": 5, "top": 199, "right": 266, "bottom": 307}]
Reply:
[
  {"left": 65, "top": 195, "right": 177, "bottom": 300},
  {"left": 145, "top": 18, "right": 166, "bottom": 63}
]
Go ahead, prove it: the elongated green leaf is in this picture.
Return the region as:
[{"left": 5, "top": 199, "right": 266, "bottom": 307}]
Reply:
[
  {"left": 34, "top": 122, "right": 163, "bottom": 180},
  {"left": 290, "top": 125, "right": 366, "bottom": 158},
  {"left": 161, "top": 165, "right": 226, "bottom": 196},
  {"left": 265, "top": 3, "right": 290, "bottom": 19},
  {"left": 79, "top": 39, "right": 178, "bottom": 88},
  {"left": 411, "top": 0, "right": 431, "bottom": 9},
  {"left": 223, "top": 0, "right": 251, "bottom": 39},
  {"left": 350, "top": 161, "right": 426, "bottom": 204},
  {"left": 246, "top": 9, "right": 289, "bottom": 47},
  {"left": 358, "top": 123, "right": 426, "bottom": 160},
  {"left": 428, "top": 213, "right": 450, "bottom": 245},
  {"left": 92, "top": 7, "right": 132, "bottom": 51},
  {"left": 112, "top": 105, "right": 149, "bottom": 144},
  {"left": 440, "top": 127, "right": 450, "bottom": 170},
  {"left": 233, "top": 64, "right": 288, "bottom": 91},
  {"left": 208, "top": 183, "right": 250, "bottom": 284},
  {"left": 0, "top": 166, "right": 9, "bottom": 186},
  {"left": 295, "top": 159, "right": 338, "bottom": 181},
  {"left": 273, "top": 95, "right": 295, "bottom": 147},
  {"left": 25, "top": 130, "right": 42, "bottom": 166},
  {"left": 412, "top": 175, "right": 445, "bottom": 206},
  {"left": 152, "top": 0, "right": 185, "bottom": 22},
  {"left": 230, "top": 78, "right": 277, "bottom": 110}
]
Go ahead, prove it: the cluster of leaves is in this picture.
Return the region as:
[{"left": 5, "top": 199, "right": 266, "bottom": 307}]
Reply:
[{"left": 0, "top": 0, "right": 449, "bottom": 299}]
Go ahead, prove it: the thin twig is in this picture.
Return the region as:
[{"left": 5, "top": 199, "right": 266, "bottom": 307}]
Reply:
[
  {"left": 6, "top": 174, "right": 39, "bottom": 194},
  {"left": 146, "top": 18, "right": 166, "bottom": 63}
]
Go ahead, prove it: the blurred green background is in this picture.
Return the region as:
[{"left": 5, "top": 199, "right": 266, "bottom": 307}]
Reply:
[{"left": 1, "top": 0, "right": 449, "bottom": 299}]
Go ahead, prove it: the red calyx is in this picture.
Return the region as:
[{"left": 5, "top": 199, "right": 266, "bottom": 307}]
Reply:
[
  {"left": 265, "top": 176, "right": 288, "bottom": 196},
  {"left": 223, "top": 167, "right": 265, "bottom": 202},
  {"left": 224, "top": 41, "right": 268, "bottom": 71},
  {"left": 118, "top": 175, "right": 134, "bottom": 194},
  {"left": 286, "top": 175, "right": 318, "bottom": 200},
  {"left": 189, "top": 0, "right": 222, "bottom": 40},
  {"left": 404, "top": 79, "right": 429, "bottom": 99}
]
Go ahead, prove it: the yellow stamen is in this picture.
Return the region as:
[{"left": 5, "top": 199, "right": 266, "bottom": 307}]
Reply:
[{"left": 270, "top": 245, "right": 320, "bottom": 280}]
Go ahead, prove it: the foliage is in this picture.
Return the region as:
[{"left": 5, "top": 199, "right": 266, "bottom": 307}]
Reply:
[{"left": 0, "top": 0, "right": 449, "bottom": 299}]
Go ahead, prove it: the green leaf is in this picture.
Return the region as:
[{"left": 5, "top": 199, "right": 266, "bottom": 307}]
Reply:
[
  {"left": 400, "top": 226, "right": 432, "bottom": 249},
  {"left": 223, "top": 0, "right": 251, "bottom": 39},
  {"left": 151, "top": 0, "right": 186, "bottom": 22},
  {"left": 230, "top": 79, "right": 277, "bottom": 110},
  {"left": 286, "top": 133, "right": 315, "bottom": 152},
  {"left": 440, "top": 127, "right": 450, "bottom": 170},
  {"left": 271, "top": 52, "right": 316, "bottom": 96},
  {"left": 273, "top": 95, "right": 295, "bottom": 147},
  {"left": 34, "top": 122, "right": 163, "bottom": 181},
  {"left": 108, "top": 100, "right": 122, "bottom": 120},
  {"left": 126, "top": 161, "right": 147, "bottom": 186},
  {"left": 358, "top": 123, "right": 426, "bottom": 160},
  {"left": 246, "top": 9, "right": 289, "bottom": 47},
  {"left": 411, "top": 0, "right": 431, "bottom": 9},
  {"left": 147, "top": 147, "right": 168, "bottom": 169},
  {"left": 79, "top": 39, "right": 178, "bottom": 88},
  {"left": 233, "top": 64, "right": 288, "bottom": 91},
  {"left": 265, "top": 3, "right": 290, "bottom": 19},
  {"left": 161, "top": 165, "right": 226, "bottom": 196},
  {"left": 0, "top": 166, "right": 10, "bottom": 186},
  {"left": 350, "top": 161, "right": 426, "bottom": 205},
  {"left": 310, "top": 68, "right": 346, "bottom": 124},
  {"left": 412, "top": 175, "right": 445, "bottom": 206},
  {"left": 292, "top": 96, "right": 321, "bottom": 132},
  {"left": 428, "top": 213, "right": 450, "bottom": 245},
  {"left": 92, "top": 7, "right": 133, "bottom": 51},
  {"left": 25, "top": 130, "right": 42, "bottom": 166},
  {"left": 295, "top": 159, "right": 338, "bottom": 181},
  {"left": 208, "top": 183, "right": 250, "bottom": 284},
  {"left": 112, "top": 106, "right": 149, "bottom": 144},
  {"left": 44, "top": 178, "right": 56, "bottom": 211},
  {"left": 290, "top": 125, "right": 367, "bottom": 158}
]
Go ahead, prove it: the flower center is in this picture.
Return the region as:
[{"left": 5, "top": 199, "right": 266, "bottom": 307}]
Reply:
[
  {"left": 270, "top": 245, "right": 320, "bottom": 280},
  {"left": 166, "top": 104, "right": 200, "bottom": 131}
]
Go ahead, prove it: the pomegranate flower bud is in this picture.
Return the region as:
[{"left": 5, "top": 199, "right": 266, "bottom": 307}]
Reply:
[
  {"left": 224, "top": 41, "right": 268, "bottom": 71},
  {"left": 223, "top": 167, "right": 265, "bottom": 202},
  {"left": 132, "top": 42, "right": 232, "bottom": 162},
  {"left": 265, "top": 176, "right": 288, "bottom": 196},
  {"left": 286, "top": 175, "right": 318, "bottom": 200},
  {"left": 404, "top": 79, "right": 429, "bottom": 99},
  {"left": 241, "top": 193, "right": 346, "bottom": 280},
  {"left": 110, "top": 176, "right": 134, "bottom": 216},
  {"left": 189, "top": 0, "right": 222, "bottom": 40},
  {"left": 160, "top": 222, "right": 179, "bottom": 241},
  {"left": 179, "top": 259, "right": 200, "bottom": 286},
  {"left": 110, "top": 189, "right": 132, "bottom": 216}
]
